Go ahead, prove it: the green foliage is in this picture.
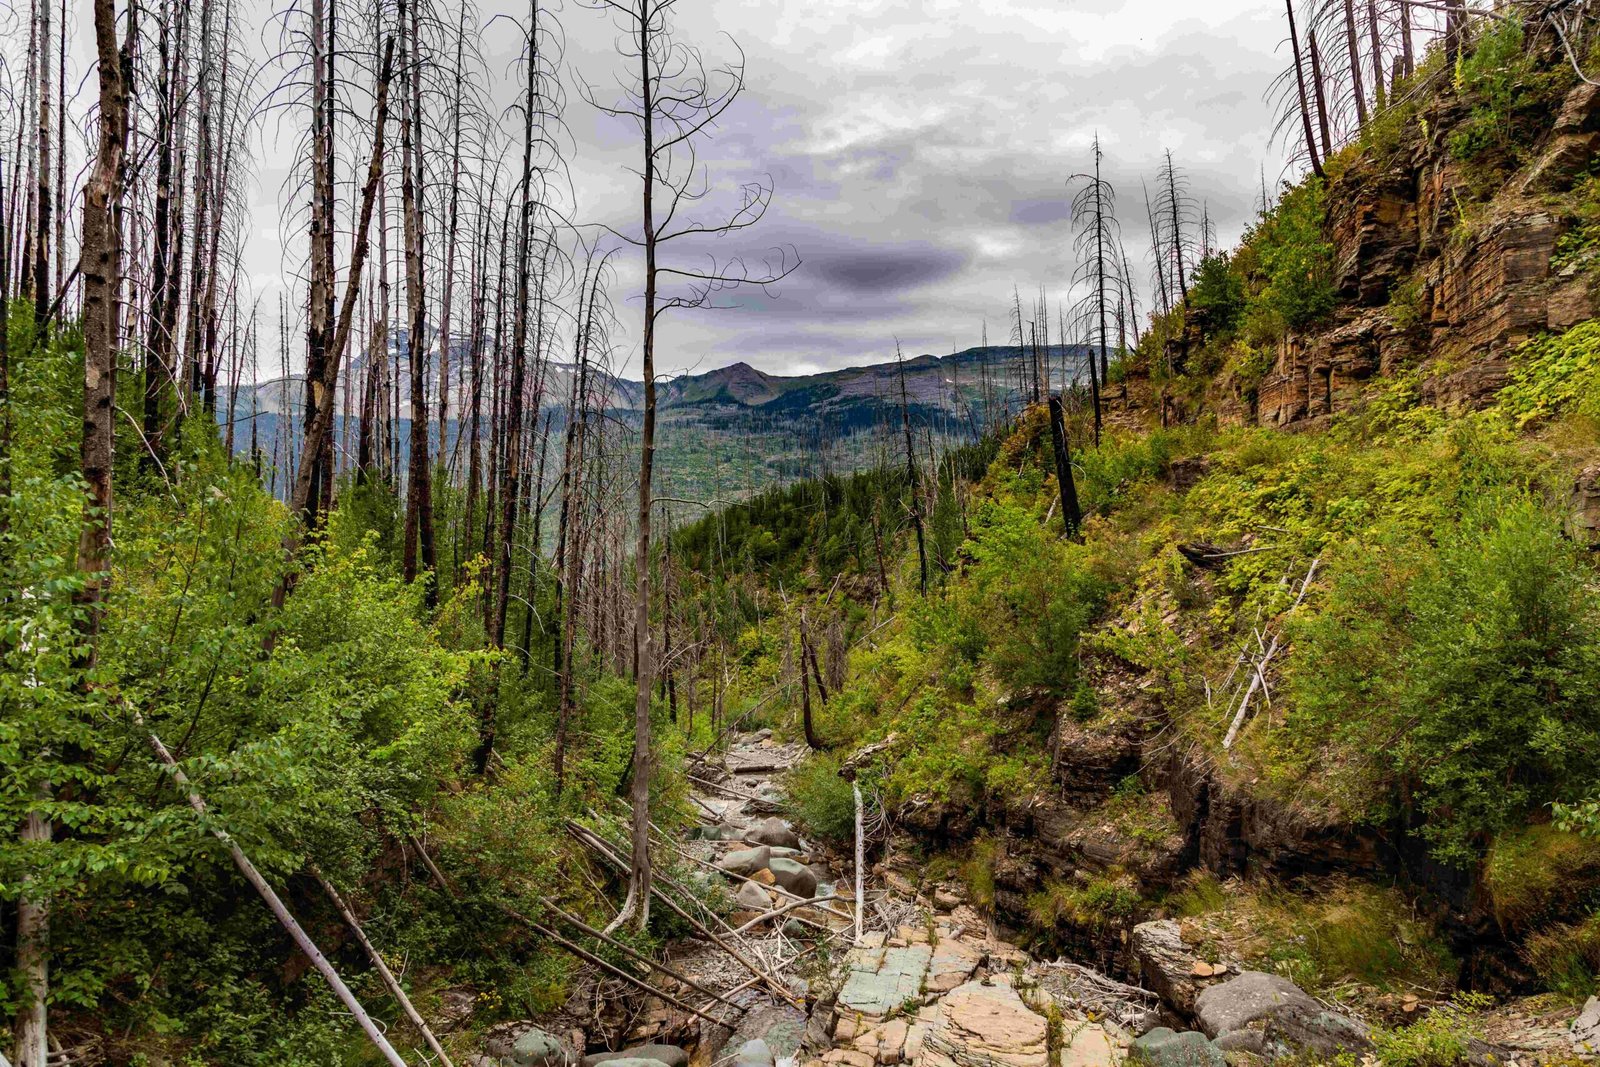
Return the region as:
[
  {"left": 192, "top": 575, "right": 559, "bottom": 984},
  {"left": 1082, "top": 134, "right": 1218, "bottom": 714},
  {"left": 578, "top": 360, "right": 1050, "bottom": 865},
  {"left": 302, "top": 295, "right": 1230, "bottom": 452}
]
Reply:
[
  {"left": 1523, "top": 911, "right": 1600, "bottom": 999},
  {"left": 1448, "top": 21, "right": 1534, "bottom": 164},
  {"left": 1371, "top": 994, "right": 1493, "bottom": 1067},
  {"left": 1498, "top": 320, "right": 1600, "bottom": 428},
  {"left": 1284, "top": 492, "right": 1600, "bottom": 865},
  {"left": 1245, "top": 179, "right": 1337, "bottom": 337},
  {"left": 1189, "top": 253, "right": 1246, "bottom": 339},
  {"left": 1025, "top": 871, "right": 1142, "bottom": 932},
  {"left": 1482, "top": 825, "right": 1600, "bottom": 932},
  {"left": 783, "top": 754, "right": 859, "bottom": 844}
]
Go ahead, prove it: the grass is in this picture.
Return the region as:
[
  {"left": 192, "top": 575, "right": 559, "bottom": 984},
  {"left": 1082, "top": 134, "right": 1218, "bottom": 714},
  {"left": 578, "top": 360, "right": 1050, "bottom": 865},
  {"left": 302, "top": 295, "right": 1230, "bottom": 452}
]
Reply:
[{"left": 1482, "top": 824, "right": 1600, "bottom": 932}]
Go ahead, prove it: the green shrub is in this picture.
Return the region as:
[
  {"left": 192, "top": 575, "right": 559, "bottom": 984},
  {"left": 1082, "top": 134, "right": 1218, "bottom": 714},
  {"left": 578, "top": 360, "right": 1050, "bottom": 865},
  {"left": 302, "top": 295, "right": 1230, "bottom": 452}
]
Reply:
[
  {"left": 1190, "top": 253, "right": 1246, "bottom": 338},
  {"left": 783, "top": 754, "right": 859, "bottom": 844},
  {"left": 1245, "top": 179, "right": 1337, "bottom": 337},
  {"left": 1371, "top": 994, "right": 1492, "bottom": 1067},
  {"left": 1286, "top": 494, "right": 1600, "bottom": 866}
]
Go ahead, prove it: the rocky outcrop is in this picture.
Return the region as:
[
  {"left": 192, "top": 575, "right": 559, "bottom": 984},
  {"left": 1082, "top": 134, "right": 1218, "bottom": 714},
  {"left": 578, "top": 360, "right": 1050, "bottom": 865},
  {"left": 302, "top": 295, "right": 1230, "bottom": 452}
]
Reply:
[
  {"left": 1567, "top": 464, "right": 1600, "bottom": 547},
  {"left": 1243, "top": 78, "right": 1600, "bottom": 431},
  {"left": 1574, "top": 997, "right": 1600, "bottom": 1056}
]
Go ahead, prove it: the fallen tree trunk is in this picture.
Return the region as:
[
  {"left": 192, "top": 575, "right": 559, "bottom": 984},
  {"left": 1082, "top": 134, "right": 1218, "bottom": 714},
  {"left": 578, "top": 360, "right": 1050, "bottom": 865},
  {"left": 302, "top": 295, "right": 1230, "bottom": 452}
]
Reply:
[{"left": 142, "top": 726, "right": 409, "bottom": 1067}]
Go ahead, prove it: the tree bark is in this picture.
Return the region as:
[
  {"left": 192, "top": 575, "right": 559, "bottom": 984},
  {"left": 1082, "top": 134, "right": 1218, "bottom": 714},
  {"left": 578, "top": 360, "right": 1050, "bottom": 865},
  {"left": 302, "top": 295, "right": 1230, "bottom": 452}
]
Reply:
[
  {"left": 1047, "top": 396, "right": 1082, "bottom": 539},
  {"left": 1343, "top": 0, "right": 1369, "bottom": 129}
]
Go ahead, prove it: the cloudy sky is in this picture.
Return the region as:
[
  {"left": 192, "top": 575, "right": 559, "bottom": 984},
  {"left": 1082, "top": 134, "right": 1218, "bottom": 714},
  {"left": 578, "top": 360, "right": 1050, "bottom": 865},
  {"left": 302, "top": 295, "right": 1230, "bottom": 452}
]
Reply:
[{"left": 217, "top": 0, "right": 1296, "bottom": 380}]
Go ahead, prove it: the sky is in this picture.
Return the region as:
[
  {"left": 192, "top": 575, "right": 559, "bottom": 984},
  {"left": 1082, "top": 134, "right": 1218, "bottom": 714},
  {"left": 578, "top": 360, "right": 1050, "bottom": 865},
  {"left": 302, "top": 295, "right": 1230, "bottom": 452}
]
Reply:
[
  {"left": 58, "top": 0, "right": 1299, "bottom": 382},
  {"left": 535, "top": 0, "right": 1297, "bottom": 379}
]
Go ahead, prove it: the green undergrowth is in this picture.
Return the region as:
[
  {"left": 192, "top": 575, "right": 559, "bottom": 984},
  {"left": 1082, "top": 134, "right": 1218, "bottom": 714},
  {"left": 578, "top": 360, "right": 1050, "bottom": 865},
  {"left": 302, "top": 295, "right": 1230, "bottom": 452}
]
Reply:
[{"left": 1165, "top": 874, "right": 1456, "bottom": 995}]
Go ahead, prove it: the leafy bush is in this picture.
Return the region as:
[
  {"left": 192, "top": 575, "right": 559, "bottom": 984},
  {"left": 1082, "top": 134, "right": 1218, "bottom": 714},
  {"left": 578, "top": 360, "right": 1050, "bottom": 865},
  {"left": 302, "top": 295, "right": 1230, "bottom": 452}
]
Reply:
[
  {"left": 1498, "top": 321, "right": 1600, "bottom": 428},
  {"left": 1245, "top": 179, "right": 1337, "bottom": 337},
  {"left": 1448, "top": 20, "right": 1532, "bottom": 163},
  {"left": 1286, "top": 493, "right": 1600, "bottom": 865},
  {"left": 1371, "top": 994, "right": 1492, "bottom": 1067},
  {"left": 784, "top": 753, "right": 859, "bottom": 844}
]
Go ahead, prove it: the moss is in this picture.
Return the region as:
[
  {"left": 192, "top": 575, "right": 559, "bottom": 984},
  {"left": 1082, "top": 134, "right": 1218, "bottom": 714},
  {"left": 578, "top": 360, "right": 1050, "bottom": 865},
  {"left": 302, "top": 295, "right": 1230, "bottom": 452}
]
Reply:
[{"left": 1026, "top": 871, "right": 1143, "bottom": 932}]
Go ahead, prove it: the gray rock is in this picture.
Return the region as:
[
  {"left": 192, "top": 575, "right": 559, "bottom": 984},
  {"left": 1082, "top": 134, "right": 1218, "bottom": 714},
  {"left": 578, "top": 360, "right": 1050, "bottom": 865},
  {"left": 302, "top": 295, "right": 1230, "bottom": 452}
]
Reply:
[
  {"left": 1194, "top": 972, "right": 1318, "bottom": 1039},
  {"left": 766, "top": 856, "right": 818, "bottom": 897},
  {"left": 734, "top": 1039, "right": 773, "bottom": 1067},
  {"left": 1212, "top": 1031, "right": 1265, "bottom": 1056},
  {"left": 722, "top": 1003, "right": 808, "bottom": 1066},
  {"left": 583, "top": 1046, "right": 688, "bottom": 1067},
  {"left": 508, "top": 1027, "right": 580, "bottom": 1067},
  {"left": 1573, "top": 997, "right": 1600, "bottom": 1055},
  {"left": 694, "top": 822, "right": 745, "bottom": 841},
  {"left": 718, "top": 846, "right": 772, "bottom": 877},
  {"left": 735, "top": 880, "right": 774, "bottom": 911},
  {"left": 782, "top": 919, "right": 809, "bottom": 938},
  {"left": 1130, "top": 920, "right": 1203, "bottom": 1016},
  {"left": 744, "top": 816, "right": 802, "bottom": 850},
  {"left": 1261, "top": 1004, "right": 1370, "bottom": 1061},
  {"left": 1128, "top": 1028, "right": 1225, "bottom": 1067}
]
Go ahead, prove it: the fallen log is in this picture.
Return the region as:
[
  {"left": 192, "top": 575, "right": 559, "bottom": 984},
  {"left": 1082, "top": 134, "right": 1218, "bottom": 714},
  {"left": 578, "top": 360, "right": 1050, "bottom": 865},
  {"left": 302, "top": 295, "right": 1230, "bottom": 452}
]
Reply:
[{"left": 141, "top": 726, "right": 409, "bottom": 1067}]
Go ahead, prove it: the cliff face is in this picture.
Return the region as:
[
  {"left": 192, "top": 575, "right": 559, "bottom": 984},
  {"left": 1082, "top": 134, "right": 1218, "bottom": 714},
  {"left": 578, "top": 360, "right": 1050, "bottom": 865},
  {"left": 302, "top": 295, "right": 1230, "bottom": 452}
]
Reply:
[{"left": 1243, "top": 77, "right": 1600, "bottom": 429}]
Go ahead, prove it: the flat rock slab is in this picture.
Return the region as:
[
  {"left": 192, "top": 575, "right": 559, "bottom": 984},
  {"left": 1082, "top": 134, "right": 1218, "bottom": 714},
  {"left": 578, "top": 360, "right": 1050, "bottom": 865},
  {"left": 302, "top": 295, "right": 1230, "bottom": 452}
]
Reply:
[
  {"left": 719, "top": 846, "right": 772, "bottom": 877},
  {"left": 1060, "top": 1023, "right": 1120, "bottom": 1067},
  {"left": 1573, "top": 997, "right": 1600, "bottom": 1055},
  {"left": 838, "top": 944, "right": 933, "bottom": 1020},
  {"left": 926, "top": 938, "right": 985, "bottom": 994},
  {"left": 919, "top": 979, "right": 1049, "bottom": 1067},
  {"left": 585, "top": 1047, "right": 688, "bottom": 1067}
]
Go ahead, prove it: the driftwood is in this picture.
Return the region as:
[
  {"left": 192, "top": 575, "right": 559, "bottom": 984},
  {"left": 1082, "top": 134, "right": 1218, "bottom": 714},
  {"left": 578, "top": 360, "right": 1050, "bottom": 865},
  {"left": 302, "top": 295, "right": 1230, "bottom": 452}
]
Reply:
[
  {"left": 526, "top": 918, "right": 729, "bottom": 1026},
  {"left": 728, "top": 893, "right": 839, "bottom": 937},
  {"left": 141, "top": 725, "right": 409, "bottom": 1067},
  {"left": 542, "top": 901, "right": 746, "bottom": 1011},
  {"left": 853, "top": 782, "right": 865, "bottom": 946},
  {"left": 312, "top": 866, "right": 457, "bottom": 1067},
  {"left": 565, "top": 822, "right": 797, "bottom": 1004},
  {"left": 1222, "top": 557, "right": 1320, "bottom": 750}
]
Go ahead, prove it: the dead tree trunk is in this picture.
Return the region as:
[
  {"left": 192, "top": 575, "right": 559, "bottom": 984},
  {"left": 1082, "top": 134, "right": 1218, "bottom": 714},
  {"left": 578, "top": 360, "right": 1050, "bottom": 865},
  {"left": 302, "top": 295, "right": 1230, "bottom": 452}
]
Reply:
[
  {"left": 1047, "top": 396, "right": 1082, "bottom": 539},
  {"left": 1288, "top": 0, "right": 1327, "bottom": 178},
  {"left": 896, "top": 346, "right": 928, "bottom": 597}
]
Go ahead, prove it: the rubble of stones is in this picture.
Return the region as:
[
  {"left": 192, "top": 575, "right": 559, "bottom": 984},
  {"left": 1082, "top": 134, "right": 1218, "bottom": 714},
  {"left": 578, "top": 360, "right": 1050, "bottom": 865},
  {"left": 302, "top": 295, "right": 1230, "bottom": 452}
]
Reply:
[{"left": 471, "top": 731, "right": 1600, "bottom": 1067}]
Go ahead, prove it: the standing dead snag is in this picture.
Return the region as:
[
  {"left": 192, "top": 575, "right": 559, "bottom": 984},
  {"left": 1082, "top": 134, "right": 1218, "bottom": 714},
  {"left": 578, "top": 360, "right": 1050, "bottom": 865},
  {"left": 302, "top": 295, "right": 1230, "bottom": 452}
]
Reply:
[
  {"left": 1046, "top": 397, "right": 1082, "bottom": 540},
  {"left": 895, "top": 343, "right": 928, "bottom": 597},
  {"left": 584, "top": 0, "right": 796, "bottom": 932}
]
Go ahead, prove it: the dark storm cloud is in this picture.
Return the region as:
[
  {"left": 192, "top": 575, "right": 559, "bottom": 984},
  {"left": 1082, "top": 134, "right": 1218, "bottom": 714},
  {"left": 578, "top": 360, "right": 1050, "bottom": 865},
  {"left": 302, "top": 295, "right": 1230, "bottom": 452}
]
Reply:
[{"left": 807, "top": 244, "right": 971, "bottom": 294}]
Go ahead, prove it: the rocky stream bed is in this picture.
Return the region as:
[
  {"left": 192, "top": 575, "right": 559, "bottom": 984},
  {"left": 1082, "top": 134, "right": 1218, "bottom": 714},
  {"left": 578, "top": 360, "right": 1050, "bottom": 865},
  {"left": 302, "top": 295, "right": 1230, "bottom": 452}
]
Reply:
[{"left": 470, "top": 733, "right": 1600, "bottom": 1067}]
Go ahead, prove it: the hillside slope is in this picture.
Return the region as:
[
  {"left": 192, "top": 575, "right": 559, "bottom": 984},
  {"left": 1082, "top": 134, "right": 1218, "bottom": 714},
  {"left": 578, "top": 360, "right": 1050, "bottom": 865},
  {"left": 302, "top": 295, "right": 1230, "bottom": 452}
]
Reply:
[{"left": 671, "top": 23, "right": 1600, "bottom": 1052}]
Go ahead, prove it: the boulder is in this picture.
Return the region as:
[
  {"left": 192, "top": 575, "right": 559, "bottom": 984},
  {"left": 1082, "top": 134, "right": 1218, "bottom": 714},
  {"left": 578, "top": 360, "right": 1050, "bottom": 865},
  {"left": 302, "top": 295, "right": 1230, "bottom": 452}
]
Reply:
[
  {"left": 695, "top": 823, "right": 745, "bottom": 842},
  {"left": 495, "top": 1027, "right": 579, "bottom": 1067},
  {"left": 1194, "top": 972, "right": 1318, "bottom": 1039},
  {"left": 919, "top": 979, "right": 1049, "bottom": 1067},
  {"left": 719, "top": 846, "right": 772, "bottom": 878},
  {"left": 732, "top": 1039, "right": 774, "bottom": 1067},
  {"left": 1574, "top": 997, "right": 1600, "bottom": 1056},
  {"left": 584, "top": 1046, "right": 688, "bottom": 1067},
  {"left": 1566, "top": 464, "right": 1600, "bottom": 547},
  {"left": 1260, "top": 1003, "right": 1370, "bottom": 1061},
  {"left": 736, "top": 881, "right": 775, "bottom": 911},
  {"left": 767, "top": 857, "right": 818, "bottom": 898},
  {"left": 1127, "top": 1029, "right": 1224, "bottom": 1067},
  {"left": 745, "top": 817, "right": 802, "bottom": 850},
  {"left": 723, "top": 1004, "right": 808, "bottom": 1066},
  {"left": 1130, "top": 921, "right": 1202, "bottom": 1016}
]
